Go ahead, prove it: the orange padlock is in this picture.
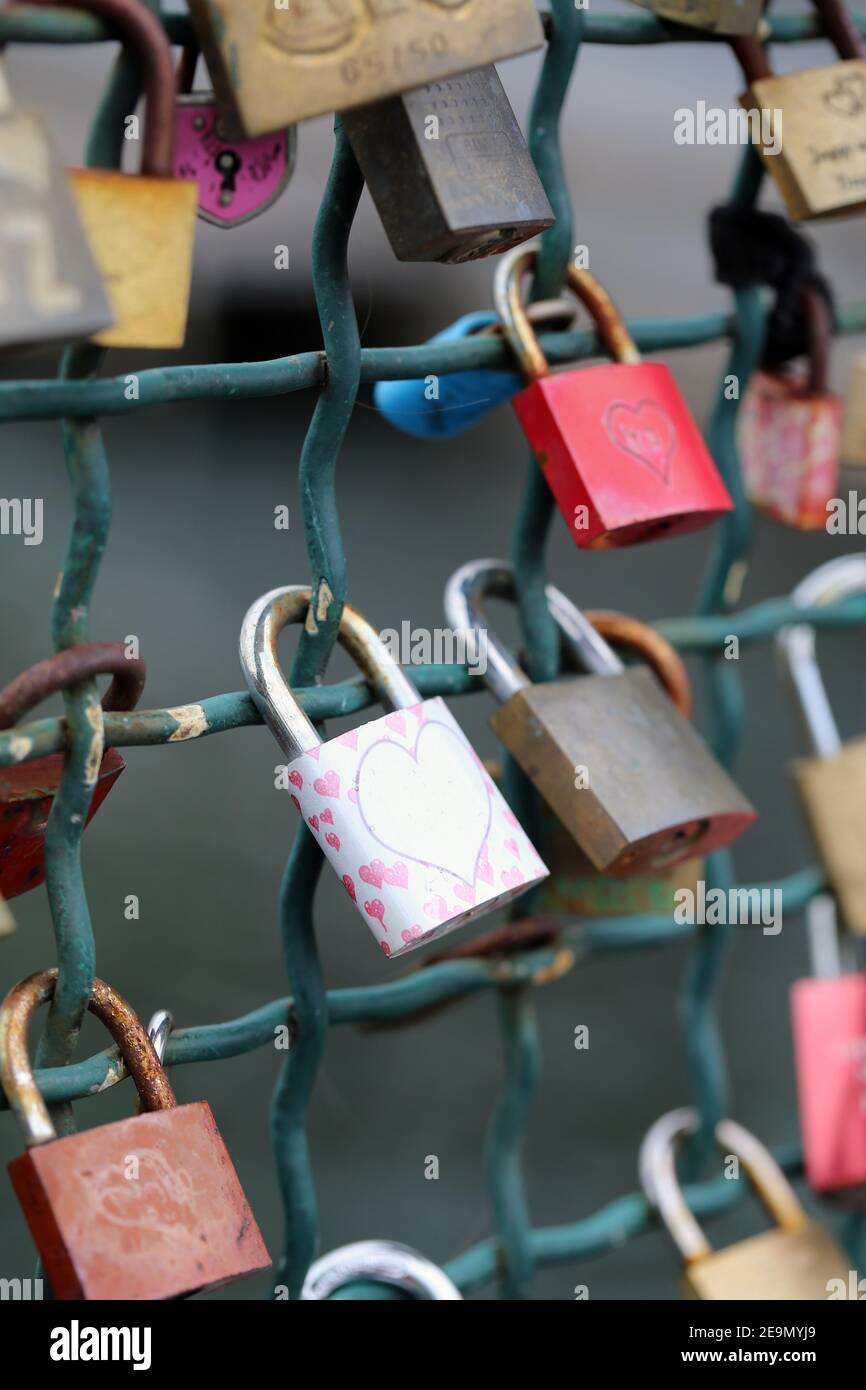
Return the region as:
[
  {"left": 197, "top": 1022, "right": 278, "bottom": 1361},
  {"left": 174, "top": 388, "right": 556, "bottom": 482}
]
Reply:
[{"left": 1, "top": 968, "right": 271, "bottom": 1300}]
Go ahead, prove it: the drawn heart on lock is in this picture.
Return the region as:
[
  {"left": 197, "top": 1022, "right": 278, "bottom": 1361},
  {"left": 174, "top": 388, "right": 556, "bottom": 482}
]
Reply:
[
  {"left": 605, "top": 400, "right": 677, "bottom": 484},
  {"left": 823, "top": 72, "right": 866, "bottom": 118},
  {"left": 356, "top": 719, "right": 492, "bottom": 886}
]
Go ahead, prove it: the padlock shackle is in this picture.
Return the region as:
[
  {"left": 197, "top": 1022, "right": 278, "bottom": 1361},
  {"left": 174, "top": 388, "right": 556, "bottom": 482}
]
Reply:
[
  {"left": 570, "top": 609, "right": 693, "bottom": 718},
  {"left": 0, "top": 968, "right": 176, "bottom": 1147},
  {"left": 300, "top": 1240, "right": 463, "bottom": 1301},
  {"left": 494, "top": 244, "right": 641, "bottom": 384},
  {"left": 802, "top": 284, "right": 833, "bottom": 396},
  {"left": 640, "top": 1109, "right": 809, "bottom": 1267},
  {"left": 776, "top": 555, "right": 866, "bottom": 758},
  {"left": 0, "top": 642, "right": 146, "bottom": 730},
  {"left": 812, "top": 0, "right": 866, "bottom": 61},
  {"left": 240, "top": 586, "right": 421, "bottom": 763},
  {"left": 731, "top": 36, "right": 774, "bottom": 84},
  {"left": 27, "top": 0, "right": 177, "bottom": 177}
]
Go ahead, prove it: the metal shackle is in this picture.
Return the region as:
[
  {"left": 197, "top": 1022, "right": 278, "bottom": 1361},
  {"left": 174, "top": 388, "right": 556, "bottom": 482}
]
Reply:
[
  {"left": 0, "top": 968, "right": 176, "bottom": 1147},
  {"left": 443, "top": 557, "right": 625, "bottom": 707},
  {"left": 494, "top": 243, "right": 641, "bottom": 384},
  {"left": 240, "top": 586, "right": 419, "bottom": 763},
  {"left": 776, "top": 554, "right": 866, "bottom": 759},
  {"left": 27, "top": 0, "right": 179, "bottom": 176},
  {"left": 639, "top": 1108, "right": 808, "bottom": 1265},
  {"left": 300, "top": 1241, "right": 463, "bottom": 1301}
]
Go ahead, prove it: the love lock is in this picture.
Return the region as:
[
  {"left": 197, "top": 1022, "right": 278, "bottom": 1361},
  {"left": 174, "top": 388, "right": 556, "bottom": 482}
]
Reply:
[
  {"left": 0, "top": 643, "right": 145, "bottom": 899},
  {"left": 300, "top": 1241, "right": 462, "bottom": 1300}
]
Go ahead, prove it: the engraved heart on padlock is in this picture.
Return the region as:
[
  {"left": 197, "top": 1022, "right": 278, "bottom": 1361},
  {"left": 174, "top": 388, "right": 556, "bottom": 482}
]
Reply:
[
  {"left": 356, "top": 719, "right": 492, "bottom": 886},
  {"left": 605, "top": 399, "right": 678, "bottom": 484},
  {"left": 822, "top": 72, "right": 866, "bottom": 118}
]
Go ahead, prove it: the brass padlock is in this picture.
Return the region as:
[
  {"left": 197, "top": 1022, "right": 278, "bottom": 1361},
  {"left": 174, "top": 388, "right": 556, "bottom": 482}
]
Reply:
[
  {"left": 31, "top": 0, "right": 198, "bottom": 349},
  {"left": 777, "top": 554, "right": 866, "bottom": 937},
  {"left": 640, "top": 1108, "right": 850, "bottom": 1299},
  {"left": 535, "top": 611, "right": 703, "bottom": 917},
  {"left": 443, "top": 559, "right": 757, "bottom": 876},
  {"left": 0, "top": 63, "right": 113, "bottom": 350},
  {"left": 841, "top": 352, "right": 866, "bottom": 466},
  {"left": 341, "top": 66, "right": 553, "bottom": 263},
  {"left": 734, "top": 0, "right": 866, "bottom": 221},
  {"left": 626, "top": 0, "right": 764, "bottom": 37},
  {"left": 186, "top": 0, "right": 545, "bottom": 136}
]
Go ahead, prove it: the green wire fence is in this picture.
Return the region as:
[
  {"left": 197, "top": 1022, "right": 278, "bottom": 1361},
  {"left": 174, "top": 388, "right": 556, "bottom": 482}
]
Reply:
[{"left": 2, "top": 1, "right": 866, "bottom": 1299}]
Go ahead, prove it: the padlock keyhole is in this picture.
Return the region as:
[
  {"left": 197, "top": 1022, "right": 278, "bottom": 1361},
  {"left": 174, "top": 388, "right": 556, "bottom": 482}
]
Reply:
[{"left": 216, "top": 149, "right": 242, "bottom": 205}]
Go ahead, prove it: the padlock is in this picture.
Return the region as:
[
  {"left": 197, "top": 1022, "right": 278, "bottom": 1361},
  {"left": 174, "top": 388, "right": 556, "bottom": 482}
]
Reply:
[
  {"left": 790, "top": 893, "right": 866, "bottom": 1195},
  {"left": 0, "top": 968, "right": 270, "bottom": 1300},
  {"left": 777, "top": 554, "right": 866, "bottom": 936},
  {"left": 734, "top": 0, "right": 866, "bottom": 221},
  {"left": 301, "top": 1240, "right": 463, "bottom": 1300},
  {"left": 738, "top": 285, "right": 842, "bottom": 529},
  {"left": 535, "top": 609, "right": 704, "bottom": 917},
  {"left": 187, "top": 0, "right": 545, "bottom": 137},
  {"left": 240, "top": 587, "right": 547, "bottom": 959},
  {"left": 341, "top": 66, "right": 553, "bottom": 263},
  {"left": 495, "top": 244, "right": 734, "bottom": 548},
  {"left": 444, "top": 559, "right": 756, "bottom": 876},
  {"left": 0, "top": 65, "right": 113, "bottom": 350},
  {"left": 640, "top": 1108, "right": 850, "bottom": 1299},
  {"left": 841, "top": 352, "right": 866, "bottom": 466},
  {"left": 28, "top": 0, "right": 198, "bottom": 348},
  {"left": 0, "top": 643, "right": 145, "bottom": 899},
  {"left": 173, "top": 42, "right": 296, "bottom": 228},
  {"left": 625, "top": 0, "right": 763, "bottom": 36}
]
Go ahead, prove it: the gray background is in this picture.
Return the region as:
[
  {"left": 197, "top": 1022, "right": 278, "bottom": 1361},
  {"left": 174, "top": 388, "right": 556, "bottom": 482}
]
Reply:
[{"left": 1, "top": 2, "right": 865, "bottom": 1300}]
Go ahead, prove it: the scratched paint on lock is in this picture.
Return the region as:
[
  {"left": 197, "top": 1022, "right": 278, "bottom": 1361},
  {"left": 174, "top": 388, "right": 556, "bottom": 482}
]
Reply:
[{"left": 285, "top": 698, "right": 547, "bottom": 958}]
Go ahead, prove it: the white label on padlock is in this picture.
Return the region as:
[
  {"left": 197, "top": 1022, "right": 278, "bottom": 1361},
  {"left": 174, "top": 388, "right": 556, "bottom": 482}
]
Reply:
[{"left": 285, "top": 697, "right": 548, "bottom": 958}]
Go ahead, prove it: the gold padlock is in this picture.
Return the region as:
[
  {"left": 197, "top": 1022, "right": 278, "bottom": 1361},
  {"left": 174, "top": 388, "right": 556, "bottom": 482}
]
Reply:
[
  {"left": 841, "top": 353, "right": 866, "bottom": 466},
  {"left": 186, "top": 0, "right": 545, "bottom": 136},
  {"left": 734, "top": 0, "right": 866, "bottom": 221},
  {"left": 640, "top": 1108, "right": 851, "bottom": 1299},
  {"left": 777, "top": 555, "right": 866, "bottom": 937},
  {"left": 35, "top": 0, "right": 198, "bottom": 349},
  {"left": 625, "top": 0, "right": 764, "bottom": 38}
]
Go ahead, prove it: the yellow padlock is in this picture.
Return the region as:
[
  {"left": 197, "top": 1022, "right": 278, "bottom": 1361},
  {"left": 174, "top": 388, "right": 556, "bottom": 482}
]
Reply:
[{"left": 38, "top": 0, "right": 198, "bottom": 350}]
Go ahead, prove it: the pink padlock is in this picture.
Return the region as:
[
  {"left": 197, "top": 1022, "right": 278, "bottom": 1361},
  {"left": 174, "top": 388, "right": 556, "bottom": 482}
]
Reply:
[{"left": 240, "top": 587, "right": 548, "bottom": 960}]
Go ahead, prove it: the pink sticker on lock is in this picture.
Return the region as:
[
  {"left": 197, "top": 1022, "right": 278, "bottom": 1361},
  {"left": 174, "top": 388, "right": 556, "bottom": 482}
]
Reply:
[
  {"left": 791, "top": 973, "right": 866, "bottom": 1192},
  {"left": 288, "top": 697, "right": 548, "bottom": 958},
  {"left": 174, "top": 98, "right": 294, "bottom": 228}
]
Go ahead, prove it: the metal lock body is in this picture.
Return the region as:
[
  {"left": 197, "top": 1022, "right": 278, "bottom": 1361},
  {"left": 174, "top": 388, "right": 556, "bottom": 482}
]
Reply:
[
  {"left": 0, "top": 93, "right": 113, "bottom": 351},
  {"left": 841, "top": 352, "right": 866, "bottom": 466},
  {"left": 342, "top": 66, "right": 553, "bottom": 263},
  {"left": 534, "top": 610, "right": 704, "bottom": 916},
  {"left": 495, "top": 246, "right": 734, "bottom": 548},
  {"left": 641, "top": 1108, "right": 850, "bottom": 1299},
  {"left": 777, "top": 554, "right": 866, "bottom": 936},
  {"left": 444, "top": 560, "right": 756, "bottom": 877},
  {"left": 739, "top": 287, "right": 842, "bottom": 529},
  {"left": 0, "top": 969, "right": 270, "bottom": 1300},
  {"left": 0, "top": 643, "right": 146, "bottom": 900},
  {"left": 174, "top": 45, "right": 296, "bottom": 228},
  {"left": 240, "top": 587, "right": 547, "bottom": 959},
  {"left": 626, "top": 0, "right": 764, "bottom": 36},
  {"left": 29, "top": 0, "right": 198, "bottom": 348},
  {"left": 734, "top": 0, "right": 866, "bottom": 221},
  {"left": 301, "top": 1241, "right": 462, "bottom": 1299},
  {"left": 187, "top": 0, "right": 545, "bottom": 137}
]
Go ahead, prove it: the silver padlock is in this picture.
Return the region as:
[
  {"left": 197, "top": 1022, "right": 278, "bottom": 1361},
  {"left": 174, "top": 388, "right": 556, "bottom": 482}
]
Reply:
[
  {"left": 301, "top": 1241, "right": 463, "bottom": 1300},
  {"left": 240, "top": 587, "right": 547, "bottom": 959}
]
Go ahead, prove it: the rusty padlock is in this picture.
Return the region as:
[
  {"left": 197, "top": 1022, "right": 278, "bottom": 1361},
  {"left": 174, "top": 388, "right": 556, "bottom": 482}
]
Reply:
[
  {"left": 734, "top": 0, "right": 866, "bottom": 221},
  {"left": 27, "top": 0, "right": 198, "bottom": 349},
  {"left": 739, "top": 286, "right": 842, "bottom": 529},
  {"left": 536, "top": 611, "right": 703, "bottom": 917},
  {"left": 0, "top": 643, "right": 145, "bottom": 899},
  {"left": 495, "top": 245, "right": 734, "bottom": 548},
  {"left": 640, "top": 1108, "right": 850, "bottom": 1299},
  {"left": 341, "top": 65, "right": 554, "bottom": 263},
  {"left": 240, "top": 586, "right": 548, "bottom": 959},
  {"left": 0, "top": 968, "right": 270, "bottom": 1299},
  {"left": 444, "top": 559, "right": 757, "bottom": 876},
  {"left": 187, "top": 0, "right": 545, "bottom": 137}
]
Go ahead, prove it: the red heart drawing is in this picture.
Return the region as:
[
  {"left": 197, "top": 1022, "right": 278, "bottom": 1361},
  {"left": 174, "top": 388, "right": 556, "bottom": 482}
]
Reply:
[
  {"left": 313, "top": 769, "right": 340, "bottom": 799},
  {"left": 320, "top": 808, "right": 334, "bottom": 825},
  {"left": 605, "top": 399, "right": 677, "bottom": 484}
]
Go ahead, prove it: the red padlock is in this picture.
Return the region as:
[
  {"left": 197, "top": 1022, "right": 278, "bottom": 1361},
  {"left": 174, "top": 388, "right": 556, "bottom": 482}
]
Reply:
[
  {"left": 0, "top": 644, "right": 145, "bottom": 898},
  {"left": 1, "top": 968, "right": 270, "bottom": 1299},
  {"left": 494, "top": 246, "right": 734, "bottom": 548},
  {"left": 738, "top": 286, "right": 841, "bottom": 530}
]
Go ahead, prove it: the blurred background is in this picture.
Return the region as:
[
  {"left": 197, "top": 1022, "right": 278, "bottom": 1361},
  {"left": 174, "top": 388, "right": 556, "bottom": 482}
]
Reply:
[{"left": 1, "top": 1, "right": 865, "bottom": 1299}]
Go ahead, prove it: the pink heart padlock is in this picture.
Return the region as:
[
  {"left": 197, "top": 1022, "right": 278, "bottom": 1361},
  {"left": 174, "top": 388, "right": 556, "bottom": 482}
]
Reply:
[{"left": 174, "top": 95, "right": 296, "bottom": 228}]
